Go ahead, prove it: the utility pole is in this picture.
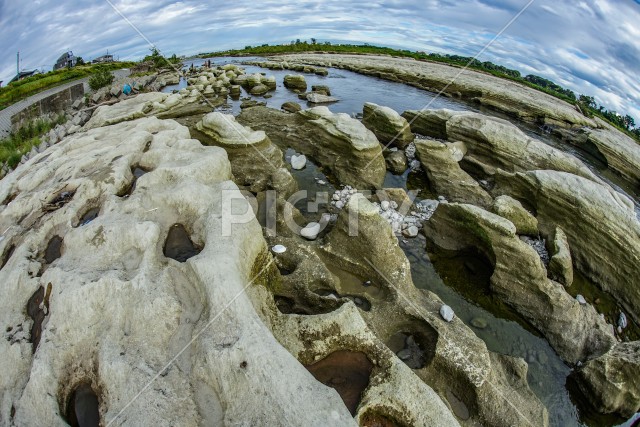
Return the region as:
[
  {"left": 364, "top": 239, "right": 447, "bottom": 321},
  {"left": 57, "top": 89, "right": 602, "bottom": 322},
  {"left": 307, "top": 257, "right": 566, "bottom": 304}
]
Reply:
[{"left": 17, "top": 51, "right": 19, "bottom": 74}]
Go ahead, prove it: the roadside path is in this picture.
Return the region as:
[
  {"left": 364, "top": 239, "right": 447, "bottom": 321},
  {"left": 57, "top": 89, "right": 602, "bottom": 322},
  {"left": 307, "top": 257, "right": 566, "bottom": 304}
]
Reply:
[{"left": 0, "top": 69, "right": 130, "bottom": 138}]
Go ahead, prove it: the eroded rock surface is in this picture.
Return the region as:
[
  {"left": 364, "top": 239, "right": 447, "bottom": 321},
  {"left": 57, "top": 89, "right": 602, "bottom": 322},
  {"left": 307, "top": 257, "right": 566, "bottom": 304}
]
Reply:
[
  {"left": 403, "top": 109, "right": 601, "bottom": 183},
  {"left": 0, "top": 116, "right": 356, "bottom": 426},
  {"left": 238, "top": 106, "right": 386, "bottom": 189},
  {"left": 362, "top": 102, "right": 414, "bottom": 149},
  {"left": 494, "top": 170, "right": 640, "bottom": 325},
  {"left": 424, "top": 202, "right": 616, "bottom": 364}
]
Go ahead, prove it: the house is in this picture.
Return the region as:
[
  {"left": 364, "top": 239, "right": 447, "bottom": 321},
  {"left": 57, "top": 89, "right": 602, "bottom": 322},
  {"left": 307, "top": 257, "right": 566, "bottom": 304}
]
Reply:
[
  {"left": 54, "top": 51, "right": 77, "bottom": 70},
  {"left": 92, "top": 54, "right": 114, "bottom": 64},
  {"left": 7, "top": 70, "right": 40, "bottom": 84}
]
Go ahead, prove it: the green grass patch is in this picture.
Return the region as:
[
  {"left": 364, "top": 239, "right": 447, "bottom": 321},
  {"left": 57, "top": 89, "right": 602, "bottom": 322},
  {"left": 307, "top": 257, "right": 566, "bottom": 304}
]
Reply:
[
  {"left": 0, "top": 115, "right": 66, "bottom": 168},
  {"left": 0, "top": 62, "right": 135, "bottom": 111}
]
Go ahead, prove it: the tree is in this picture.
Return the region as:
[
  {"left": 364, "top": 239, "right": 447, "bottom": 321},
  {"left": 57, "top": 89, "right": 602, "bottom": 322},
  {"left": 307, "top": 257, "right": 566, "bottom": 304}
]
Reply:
[
  {"left": 76, "top": 56, "right": 85, "bottom": 66},
  {"left": 311, "top": 38, "right": 317, "bottom": 44},
  {"left": 623, "top": 115, "right": 635, "bottom": 130},
  {"left": 579, "top": 95, "right": 596, "bottom": 110}
]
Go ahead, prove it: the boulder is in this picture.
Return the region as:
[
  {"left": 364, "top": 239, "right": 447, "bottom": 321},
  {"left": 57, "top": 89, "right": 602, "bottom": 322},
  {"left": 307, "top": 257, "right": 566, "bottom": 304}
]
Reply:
[
  {"left": 281, "top": 102, "right": 301, "bottom": 113},
  {"left": 283, "top": 74, "right": 307, "bottom": 91},
  {"left": 306, "top": 93, "right": 339, "bottom": 104},
  {"left": 311, "top": 85, "right": 331, "bottom": 96},
  {"left": 403, "top": 109, "right": 602, "bottom": 183},
  {"left": 362, "top": 102, "right": 414, "bottom": 149},
  {"left": 494, "top": 170, "right": 640, "bottom": 325},
  {"left": 414, "top": 139, "right": 492, "bottom": 208},
  {"left": 384, "top": 150, "right": 408, "bottom": 174},
  {"left": 0, "top": 117, "right": 356, "bottom": 426},
  {"left": 249, "top": 84, "right": 269, "bottom": 96},
  {"left": 582, "top": 127, "right": 640, "bottom": 187},
  {"left": 547, "top": 227, "right": 573, "bottom": 286},
  {"left": 193, "top": 112, "right": 295, "bottom": 194},
  {"left": 423, "top": 202, "right": 616, "bottom": 364},
  {"left": 571, "top": 342, "right": 640, "bottom": 418},
  {"left": 237, "top": 106, "right": 386, "bottom": 189},
  {"left": 491, "top": 195, "right": 538, "bottom": 236}
]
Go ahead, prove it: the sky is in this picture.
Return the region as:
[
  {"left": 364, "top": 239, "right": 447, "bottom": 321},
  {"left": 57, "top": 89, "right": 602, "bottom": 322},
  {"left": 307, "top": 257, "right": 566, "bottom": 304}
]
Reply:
[{"left": 0, "top": 0, "right": 639, "bottom": 121}]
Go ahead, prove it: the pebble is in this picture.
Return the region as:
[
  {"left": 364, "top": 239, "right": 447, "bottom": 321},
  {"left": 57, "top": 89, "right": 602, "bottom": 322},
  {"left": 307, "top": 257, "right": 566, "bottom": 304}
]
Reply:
[
  {"left": 402, "top": 225, "right": 419, "bottom": 238},
  {"left": 381, "top": 200, "right": 390, "bottom": 211},
  {"left": 440, "top": 304, "right": 455, "bottom": 322},
  {"left": 291, "top": 154, "right": 307, "bottom": 170},
  {"left": 618, "top": 312, "right": 628, "bottom": 330},
  {"left": 300, "top": 222, "right": 321, "bottom": 240},
  {"left": 335, "top": 200, "right": 344, "bottom": 209},
  {"left": 397, "top": 349, "right": 412, "bottom": 360},
  {"left": 470, "top": 317, "right": 488, "bottom": 329},
  {"left": 271, "top": 244, "right": 287, "bottom": 254},
  {"left": 576, "top": 294, "right": 587, "bottom": 305}
]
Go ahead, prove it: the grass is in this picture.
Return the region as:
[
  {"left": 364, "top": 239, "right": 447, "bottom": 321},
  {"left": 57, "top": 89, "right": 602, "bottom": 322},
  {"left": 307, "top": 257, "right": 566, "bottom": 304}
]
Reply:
[
  {"left": 0, "top": 62, "right": 135, "bottom": 111},
  {"left": 0, "top": 115, "right": 66, "bottom": 168}
]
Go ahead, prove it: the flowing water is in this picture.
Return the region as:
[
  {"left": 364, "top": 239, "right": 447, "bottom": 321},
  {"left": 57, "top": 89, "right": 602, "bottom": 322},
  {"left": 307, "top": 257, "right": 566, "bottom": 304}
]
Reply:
[{"left": 169, "top": 57, "right": 639, "bottom": 427}]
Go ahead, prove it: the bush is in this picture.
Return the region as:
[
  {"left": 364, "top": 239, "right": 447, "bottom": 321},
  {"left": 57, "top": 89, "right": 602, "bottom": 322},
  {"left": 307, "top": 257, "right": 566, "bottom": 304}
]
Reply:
[{"left": 88, "top": 68, "right": 114, "bottom": 91}]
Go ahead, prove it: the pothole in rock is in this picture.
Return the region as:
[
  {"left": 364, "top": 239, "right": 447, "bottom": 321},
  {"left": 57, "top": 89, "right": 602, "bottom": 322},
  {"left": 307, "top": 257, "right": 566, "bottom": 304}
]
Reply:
[
  {"left": 445, "top": 389, "right": 470, "bottom": 421},
  {"left": 44, "top": 190, "right": 75, "bottom": 212},
  {"left": 386, "top": 328, "right": 438, "bottom": 370},
  {"left": 315, "top": 289, "right": 372, "bottom": 312},
  {"left": 274, "top": 295, "right": 312, "bottom": 315},
  {"left": 65, "top": 383, "right": 100, "bottom": 427},
  {"left": 44, "top": 236, "right": 63, "bottom": 264},
  {"left": 117, "top": 166, "right": 149, "bottom": 198},
  {"left": 163, "top": 224, "right": 202, "bottom": 262},
  {"left": 360, "top": 410, "right": 406, "bottom": 427},
  {"left": 76, "top": 208, "right": 100, "bottom": 227},
  {"left": 1, "top": 244, "right": 16, "bottom": 270},
  {"left": 27, "top": 283, "right": 51, "bottom": 353},
  {"left": 305, "top": 350, "right": 373, "bottom": 415}
]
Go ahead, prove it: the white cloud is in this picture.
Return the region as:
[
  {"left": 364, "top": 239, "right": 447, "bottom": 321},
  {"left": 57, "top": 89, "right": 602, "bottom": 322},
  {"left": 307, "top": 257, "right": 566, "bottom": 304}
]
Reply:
[{"left": 0, "top": 0, "right": 639, "bottom": 122}]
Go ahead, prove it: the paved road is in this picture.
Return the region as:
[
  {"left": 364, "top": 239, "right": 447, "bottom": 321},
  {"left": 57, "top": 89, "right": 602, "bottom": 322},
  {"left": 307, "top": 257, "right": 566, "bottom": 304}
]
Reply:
[{"left": 0, "top": 69, "right": 130, "bottom": 138}]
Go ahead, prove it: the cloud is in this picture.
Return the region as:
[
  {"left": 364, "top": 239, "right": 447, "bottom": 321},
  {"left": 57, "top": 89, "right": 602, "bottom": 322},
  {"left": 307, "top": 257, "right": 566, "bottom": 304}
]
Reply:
[{"left": 1, "top": 0, "right": 639, "bottom": 122}]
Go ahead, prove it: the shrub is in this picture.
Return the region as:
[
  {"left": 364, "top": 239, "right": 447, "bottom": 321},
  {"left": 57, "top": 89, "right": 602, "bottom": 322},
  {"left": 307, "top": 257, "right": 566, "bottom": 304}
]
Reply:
[{"left": 88, "top": 68, "right": 114, "bottom": 91}]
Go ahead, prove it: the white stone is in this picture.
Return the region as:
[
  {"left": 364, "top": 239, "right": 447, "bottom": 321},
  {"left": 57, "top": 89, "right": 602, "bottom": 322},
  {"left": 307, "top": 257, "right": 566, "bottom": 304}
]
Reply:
[
  {"left": 300, "top": 222, "right": 321, "bottom": 240},
  {"left": 403, "top": 226, "right": 419, "bottom": 238},
  {"left": 272, "top": 244, "right": 287, "bottom": 254},
  {"left": 576, "top": 294, "right": 587, "bottom": 305},
  {"left": 291, "top": 154, "right": 307, "bottom": 170},
  {"left": 381, "top": 200, "right": 390, "bottom": 211},
  {"left": 440, "top": 305, "right": 455, "bottom": 322}
]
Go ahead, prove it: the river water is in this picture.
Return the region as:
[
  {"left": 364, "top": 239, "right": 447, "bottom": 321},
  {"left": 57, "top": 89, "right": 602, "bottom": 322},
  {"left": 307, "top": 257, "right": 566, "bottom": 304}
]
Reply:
[{"left": 165, "top": 56, "right": 639, "bottom": 427}]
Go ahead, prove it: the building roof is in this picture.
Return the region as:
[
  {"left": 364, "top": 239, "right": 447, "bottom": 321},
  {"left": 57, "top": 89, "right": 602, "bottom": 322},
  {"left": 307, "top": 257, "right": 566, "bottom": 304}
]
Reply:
[{"left": 8, "top": 70, "right": 39, "bottom": 84}]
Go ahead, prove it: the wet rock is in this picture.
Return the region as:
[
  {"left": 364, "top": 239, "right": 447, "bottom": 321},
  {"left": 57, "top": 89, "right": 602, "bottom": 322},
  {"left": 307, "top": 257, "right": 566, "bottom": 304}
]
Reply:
[
  {"left": 362, "top": 102, "right": 414, "bottom": 149},
  {"left": 402, "top": 225, "right": 419, "bottom": 238},
  {"left": 384, "top": 150, "right": 408, "bottom": 174},
  {"left": 311, "top": 85, "right": 331, "bottom": 96},
  {"left": 424, "top": 202, "right": 616, "bottom": 364},
  {"left": 281, "top": 101, "right": 301, "bottom": 113},
  {"left": 618, "top": 313, "right": 628, "bottom": 330},
  {"left": 471, "top": 317, "right": 488, "bottom": 329},
  {"left": 571, "top": 342, "right": 640, "bottom": 418},
  {"left": 439, "top": 305, "right": 455, "bottom": 322},
  {"left": 249, "top": 84, "right": 269, "bottom": 96},
  {"left": 414, "top": 138, "right": 492, "bottom": 208},
  {"left": 547, "top": 226, "right": 573, "bottom": 286},
  {"left": 290, "top": 154, "right": 307, "bottom": 170},
  {"left": 283, "top": 74, "right": 307, "bottom": 91},
  {"left": 237, "top": 106, "right": 386, "bottom": 189},
  {"left": 65, "top": 383, "right": 100, "bottom": 427},
  {"left": 494, "top": 169, "right": 640, "bottom": 325},
  {"left": 492, "top": 195, "right": 538, "bottom": 236},
  {"left": 306, "top": 93, "right": 339, "bottom": 104}
]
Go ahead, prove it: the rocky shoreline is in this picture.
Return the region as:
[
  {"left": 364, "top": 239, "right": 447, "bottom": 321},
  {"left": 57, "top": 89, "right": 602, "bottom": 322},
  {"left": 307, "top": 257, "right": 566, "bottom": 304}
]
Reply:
[{"left": 0, "top": 59, "right": 638, "bottom": 426}]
